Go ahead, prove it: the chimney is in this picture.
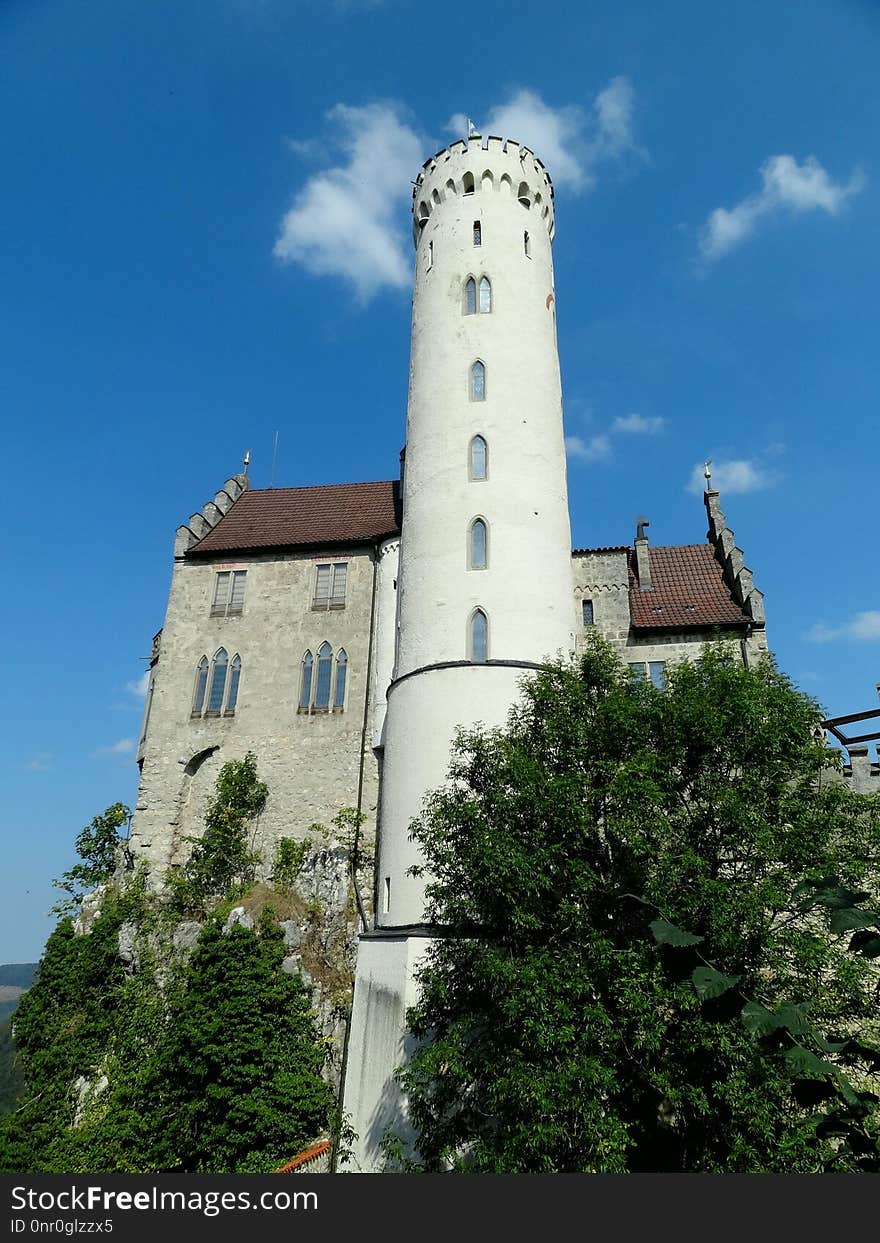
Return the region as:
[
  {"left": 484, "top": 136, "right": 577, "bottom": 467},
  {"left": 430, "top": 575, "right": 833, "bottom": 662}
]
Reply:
[{"left": 634, "top": 515, "right": 652, "bottom": 591}]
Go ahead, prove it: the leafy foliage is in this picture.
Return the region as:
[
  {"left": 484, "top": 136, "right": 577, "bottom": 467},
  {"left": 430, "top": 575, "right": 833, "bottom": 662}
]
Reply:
[
  {"left": 397, "top": 639, "right": 880, "bottom": 1172},
  {"left": 52, "top": 804, "right": 129, "bottom": 914},
  {"left": 167, "top": 752, "right": 267, "bottom": 912},
  {"left": 273, "top": 837, "right": 311, "bottom": 892}
]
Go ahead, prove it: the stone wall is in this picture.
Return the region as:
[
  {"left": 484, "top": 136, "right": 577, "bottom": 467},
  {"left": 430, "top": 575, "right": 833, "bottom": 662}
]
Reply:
[{"left": 129, "top": 545, "right": 382, "bottom": 882}]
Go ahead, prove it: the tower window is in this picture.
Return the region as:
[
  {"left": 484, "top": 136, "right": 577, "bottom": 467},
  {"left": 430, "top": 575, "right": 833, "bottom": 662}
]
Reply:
[
  {"left": 462, "top": 172, "right": 475, "bottom": 195},
  {"left": 298, "top": 644, "right": 350, "bottom": 714},
  {"left": 334, "top": 648, "right": 347, "bottom": 711},
  {"left": 465, "top": 277, "right": 476, "bottom": 315},
  {"left": 473, "top": 220, "right": 481, "bottom": 246},
  {"left": 226, "top": 654, "right": 241, "bottom": 715},
  {"left": 211, "top": 570, "right": 247, "bottom": 617},
  {"left": 470, "top": 609, "right": 489, "bottom": 663},
  {"left": 524, "top": 230, "right": 531, "bottom": 257},
  {"left": 192, "top": 657, "right": 209, "bottom": 716},
  {"left": 479, "top": 276, "right": 491, "bottom": 313},
  {"left": 191, "top": 649, "right": 241, "bottom": 719},
  {"left": 469, "top": 518, "right": 488, "bottom": 570},
  {"left": 469, "top": 435, "right": 487, "bottom": 480},
  {"left": 470, "top": 360, "right": 486, "bottom": 401},
  {"left": 206, "top": 648, "right": 228, "bottom": 715},
  {"left": 299, "top": 651, "right": 313, "bottom": 709},
  {"left": 313, "top": 562, "right": 347, "bottom": 610},
  {"left": 426, "top": 240, "right": 433, "bottom": 271},
  {"left": 518, "top": 181, "right": 531, "bottom": 207},
  {"left": 582, "top": 599, "right": 594, "bottom": 626}
]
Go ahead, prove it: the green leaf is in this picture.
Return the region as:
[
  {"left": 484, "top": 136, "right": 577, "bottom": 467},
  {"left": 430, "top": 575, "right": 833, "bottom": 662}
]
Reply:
[
  {"left": 649, "top": 918, "right": 703, "bottom": 947},
  {"left": 784, "top": 1047, "right": 834, "bottom": 1079},
  {"left": 691, "top": 966, "right": 741, "bottom": 1000},
  {"left": 741, "top": 1001, "right": 776, "bottom": 1035},
  {"left": 773, "top": 1003, "right": 811, "bottom": 1037},
  {"left": 829, "top": 907, "right": 879, "bottom": 935}
]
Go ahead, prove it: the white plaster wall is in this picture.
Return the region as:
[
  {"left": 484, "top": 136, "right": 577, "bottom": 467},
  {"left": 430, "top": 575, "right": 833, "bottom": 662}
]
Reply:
[
  {"left": 370, "top": 538, "right": 399, "bottom": 748},
  {"left": 340, "top": 933, "right": 431, "bottom": 1172}
]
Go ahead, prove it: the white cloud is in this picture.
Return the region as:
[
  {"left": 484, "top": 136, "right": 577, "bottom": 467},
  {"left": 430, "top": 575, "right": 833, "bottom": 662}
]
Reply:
[
  {"left": 700, "top": 155, "right": 865, "bottom": 261},
  {"left": 687, "top": 458, "right": 773, "bottom": 494},
  {"left": 565, "top": 434, "right": 611, "bottom": 462},
  {"left": 274, "top": 102, "right": 426, "bottom": 301},
  {"left": 611, "top": 414, "right": 665, "bottom": 435},
  {"left": 23, "top": 753, "right": 52, "bottom": 773},
  {"left": 450, "top": 77, "right": 642, "bottom": 192},
  {"left": 125, "top": 670, "right": 150, "bottom": 699},
  {"left": 806, "top": 611, "right": 880, "bottom": 643},
  {"left": 93, "top": 738, "right": 136, "bottom": 758}
]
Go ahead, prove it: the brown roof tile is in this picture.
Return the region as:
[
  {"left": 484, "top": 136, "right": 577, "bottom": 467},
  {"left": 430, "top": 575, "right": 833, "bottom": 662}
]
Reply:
[
  {"left": 188, "top": 480, "right": 401, "bottom": 556},
  {"left": 628, "top": 544, "right": 750, "bottom": 630}
]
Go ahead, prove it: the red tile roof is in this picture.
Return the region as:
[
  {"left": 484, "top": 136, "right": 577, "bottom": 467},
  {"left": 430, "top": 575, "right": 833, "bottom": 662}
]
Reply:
[
  {"left": 188, "top": 480, "right": 401, "bottom": 556},
  {"left": 628, "top": 543, "right": 750, "bottom": 630}
]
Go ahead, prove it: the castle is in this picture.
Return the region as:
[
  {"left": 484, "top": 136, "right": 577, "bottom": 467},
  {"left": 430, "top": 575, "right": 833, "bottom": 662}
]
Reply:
[{"left": 129, "top": 133, "right": 769, "bottom": 1171}]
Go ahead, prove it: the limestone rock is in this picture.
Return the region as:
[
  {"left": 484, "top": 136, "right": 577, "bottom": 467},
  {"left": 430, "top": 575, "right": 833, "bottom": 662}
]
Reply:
[
  {"left": 223, "top": 906, "right": 254, "bottom": 933},
  {"left": 172, "top": 920, "right": 203, "bottom": 954},
  {"left": 279, "top": 919, "right": 302, "bottom": 951}
]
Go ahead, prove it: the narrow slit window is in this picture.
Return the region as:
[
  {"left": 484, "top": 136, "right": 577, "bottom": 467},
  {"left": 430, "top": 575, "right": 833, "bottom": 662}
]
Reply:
[
  {"left": 479, "top": 276, "right": 491, "bottom": 313},
  {"left": 383, "top": 876, "right": 391, "bottom": 914},
  {"left": 469, "top": 435, "right": 487, "bottom": 480},
  {"left": 315, "top": 642, "right": 333, "bottom": 710},
  {"left": 207, "top": 648, "right": 228, "bottom": 714},
  {"left": 426, "top": 240, "right": 433, "bottom": 270},
  {"left": 582, "top": 599, "right": 594, "bottom": 626},
  {"left": 524, "top": 230, "right": 531, "bottom": 257},
  {"left": 299, "top": 651, "right": 313, "bottom": 709},
  {"left": 469, "top": 518, "right": 488, "bottom": 570},
  {"left": 470, "top": 360, "right": 485, "bottom": 401},
  {"left": 470, "top": 610, "right": 488, "bottom": 663},
  {"left": 334, "top": 648, "right": 347, "bottom": 710},
  {"left": 225, "top": 655, "right": 241, "bottom": 714},
  {"left": 473, "top": 220, "right": 481, "bottom": 245},
  {"left": 465, "top": 277, "right": 476, "bottom": 315},
  {"left": 192, "top": 657, "right": 209, "bottom": 715}
]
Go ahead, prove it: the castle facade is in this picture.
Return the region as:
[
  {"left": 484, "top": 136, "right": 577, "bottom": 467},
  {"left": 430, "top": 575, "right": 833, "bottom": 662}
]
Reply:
[{"left": 129, "top": 134, "right": 768, "bottom": 1170}]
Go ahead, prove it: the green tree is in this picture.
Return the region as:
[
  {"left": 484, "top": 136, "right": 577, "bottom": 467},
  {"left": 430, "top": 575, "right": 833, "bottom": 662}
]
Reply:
[
  {"left": 398, "top": 639, "right": 880, "bottom": 1172},
  {"left": 143, "top": 915, "right": 332, "bottom": 1172},
  {"left": 52, "top": 803, "right": 129, "bottom": 913},
  {"left": 169, "top": 752, "right": 268, "bottom": 910}
]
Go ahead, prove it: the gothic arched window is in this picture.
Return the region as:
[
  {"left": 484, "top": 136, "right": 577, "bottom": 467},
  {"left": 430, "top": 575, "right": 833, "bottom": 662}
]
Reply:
[
  {"left": 518, "top": 181, "right": 530, "bottom": 207},
  {"left": 470, "top": 360, "right": 485, "bottom": 401},
  {"left": 226, "top": 655, "right": 241, "bottom": 715},
  {"left": 469, "top": 435, "right": 487, "bottom": 480},
  {"left": 469, "top": 518, "right": 488, "bottom": 570},
  {"left": 462, "top": 171, "right": 475, "bottom": 195},
  {"left": 315, "top": 642, "right": 333, "bottom": 710},
  {"left": 206, "top": 648, "right": 228, "bottom": 715},
  {"left": 479, "top": 276, "right": 491, "bottom": 313},
  {"left": 465, "top": 277, "right": 476, "bottom": 315},
  {"left": 192, "top": 657, "right": 209, "bottom": 716},
  {"left": 470, "top": 609, "right": 489, "bottom": 663},
  {"left": 299, "top": 650, "right": 313, "bottom": 710},
  {"left": 334, "top": 649, "right": 347, "bottom": 711}
]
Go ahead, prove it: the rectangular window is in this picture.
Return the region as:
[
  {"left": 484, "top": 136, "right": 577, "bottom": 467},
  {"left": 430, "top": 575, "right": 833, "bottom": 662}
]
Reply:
[
  {"left": 582, "top": 599, "right": 594, "bottom": 626},
  {"left": 312, "top": 562, "right": 348, "bottom": 610},
  {"left": 628, "top": 660, "right": 667, "bottom": 690},
  {"left": 211, "top": 570, "right": 246, "bottom": 617}
]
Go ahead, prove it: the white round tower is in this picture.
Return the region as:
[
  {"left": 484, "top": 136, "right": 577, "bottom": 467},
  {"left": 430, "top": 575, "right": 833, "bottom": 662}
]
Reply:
[
  {"left": 343, "top": 135, "right": 575, "bottom": 1170},
  {"left": 378, "top": 134, "right": 575, "bottom": 927}
]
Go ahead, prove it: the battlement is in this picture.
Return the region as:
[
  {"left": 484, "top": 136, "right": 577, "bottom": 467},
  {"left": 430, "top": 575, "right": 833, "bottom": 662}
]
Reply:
[
  {"left": 173, "top": 472, "right": 249, "bottom": 558},
  {"left": 412, "top": 134, "right": 556, "bottom": 247}
]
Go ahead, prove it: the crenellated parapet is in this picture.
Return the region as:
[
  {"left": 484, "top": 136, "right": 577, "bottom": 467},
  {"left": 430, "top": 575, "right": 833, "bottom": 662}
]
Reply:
[
  {"left": 412, "top": 133, "right": 556, "bottom": 246},
  {"left": 704, "top": 489, "right": 766, "bottom": 626},
  {"left": 173, "top": 472, "right": 249, "bottom": 558}
]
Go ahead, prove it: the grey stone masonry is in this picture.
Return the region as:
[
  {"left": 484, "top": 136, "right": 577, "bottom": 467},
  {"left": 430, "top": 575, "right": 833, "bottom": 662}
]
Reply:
[{"left": 129, "top": 536, "right": 380, "bottom": 882}]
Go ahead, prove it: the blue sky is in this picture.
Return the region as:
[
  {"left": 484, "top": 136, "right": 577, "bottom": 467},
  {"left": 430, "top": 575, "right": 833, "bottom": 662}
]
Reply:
[{"left": 3, "top": 0, "right": 878, "bottom": 961}]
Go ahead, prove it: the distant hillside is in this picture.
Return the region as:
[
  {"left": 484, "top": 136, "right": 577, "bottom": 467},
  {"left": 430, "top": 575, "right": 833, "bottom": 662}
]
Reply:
[{"left": 0, "top": 965, "right": 37, "bottom": 990}]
